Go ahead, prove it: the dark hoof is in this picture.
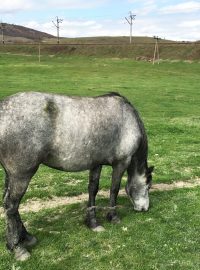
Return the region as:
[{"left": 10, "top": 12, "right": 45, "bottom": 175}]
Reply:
[
  {"left": 14, "top": 245, "right": 31, "bottom": 261},
  {"left": 85, "top": 217, "right": 105, "bottom": 232},
  {"left": 22, "top": 234, "right": 37, "bottom": 247},
  {"left": 107, "top": 213, "right": 121, "bottom": 224}
]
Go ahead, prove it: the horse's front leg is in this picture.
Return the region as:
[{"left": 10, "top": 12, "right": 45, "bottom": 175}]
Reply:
[
  {"left": 86, "top": 165, "right": 104, "bottom": 232},
  {"left": 107, "top": 162, "right": 127, "bottom": 224}
]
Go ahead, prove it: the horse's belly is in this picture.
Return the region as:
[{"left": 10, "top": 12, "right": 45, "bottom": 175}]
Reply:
[
  {"left": 43, "top": 156, "right": 92, "bottom": 171},
  {"left": 43, "top": 144, "right": 114, "bottom": 172}
]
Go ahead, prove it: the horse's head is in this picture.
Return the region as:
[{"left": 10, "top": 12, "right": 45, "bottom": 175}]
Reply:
[{"left": 126, "top": 166, "right": 154, "bottom": 212}]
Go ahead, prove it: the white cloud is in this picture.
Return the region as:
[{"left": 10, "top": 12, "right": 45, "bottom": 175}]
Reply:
[
  {"left": 24, "top": 19, "right": 105, "bottom": 37},
  {"left": 179, "top": 19, "right": 200, "bottom": 27},
  {"left": 137, "top": 3, "right": 157, "bottom": 15},
  {"left": 160, "top": 1, "right": 200, "bottom": 14},
  {"left": 23, "top": 15, "right": 200, "bottom": 41},
  {"left": 44, "top": 0, "right": 108, "bottom": 9},
  {"left": 63, "top": 20, "right": 99, "bottom": 27},
  {"left": 0, "top": 0, "right": 108, "bottom": 14},
  {"left": 128, "top": 0, "right": 156, "bottom": 3},
  {"left": 128, "top": 0, "right": 158, "bottom": 16},
  {"left": 0, "top": 0, "right": 33, "bottom": 13}
]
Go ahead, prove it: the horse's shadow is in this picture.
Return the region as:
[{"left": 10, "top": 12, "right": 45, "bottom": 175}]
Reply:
[{"left": 24, "top": 196, "right": 133, "bottom": 245}]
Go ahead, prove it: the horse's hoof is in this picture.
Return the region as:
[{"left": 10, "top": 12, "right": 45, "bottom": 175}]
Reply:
[
  {"left": 14, "top": 245, "right": 31, "bottom": 261},
  {"left": 111, "top": 216, "right": 121, "bottom": 224},
  {"left": 92, "top": 225, "right": 105, "bottom": 232},
  {"left": 107, "top": 213, "right": 121, "bottom": 224},
  {"left": 22, "top": 235, "right": 37, "bottom": 247}
]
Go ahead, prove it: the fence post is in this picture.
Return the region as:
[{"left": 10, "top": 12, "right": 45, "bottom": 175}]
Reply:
[
  {"left": 38, "top": 43, "right": 41, "bottom": 63},
  {"left": 153, "top": 36, "right": 160, "bottom": 65}
]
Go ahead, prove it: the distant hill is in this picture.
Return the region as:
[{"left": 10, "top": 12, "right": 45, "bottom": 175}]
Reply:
[
  {"left": 1, "top": 23, "right": 54, "bottom": 43},
  {"left": 0, "top": 22, "right": 198, "bottom": 45},
  {"left": 46, "top": 36, "right": 174, "bottom": 45},
  {"left": 0, "top": 23, "right": 199, "bottom": 60},
  {"left": 1, "top": 23, "right": 174, "bottom": 44},
  {"left": 65, "top": 36, "right": 174, "bottom": 44}
]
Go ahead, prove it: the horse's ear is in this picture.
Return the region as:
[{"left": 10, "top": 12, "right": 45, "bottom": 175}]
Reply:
[{"left": 148, "top": 166, "right": 154, "bottom": 174}]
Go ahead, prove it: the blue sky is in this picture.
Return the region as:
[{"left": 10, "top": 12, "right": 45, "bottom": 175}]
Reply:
[{"left": 1, "top": 0, "right": 200, "bottom": 41}]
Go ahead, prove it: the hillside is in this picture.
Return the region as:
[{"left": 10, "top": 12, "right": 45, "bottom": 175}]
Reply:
[
  {"left": 1, "top": 23, "right": 174, "bottom": 44},
  {"left": 1, "top": 23, "right": 54, "bottom": 43},
  {"left": 46, "top": 36, "right": 173, "bottom": 44},
  {"left": 0, "top": 23, "right": 199, "bottom": 60}
]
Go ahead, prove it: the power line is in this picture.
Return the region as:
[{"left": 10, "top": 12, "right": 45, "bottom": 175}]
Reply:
[
  {"left": 52, "top": 16, "right": 63, "bottom": 44},
  {"left": 125, "top": 12, "right": 136, "bottom": 44}
]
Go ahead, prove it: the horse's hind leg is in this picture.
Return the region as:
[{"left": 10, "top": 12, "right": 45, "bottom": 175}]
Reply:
[
  {"left": 86, "top": 165, "right": 104, "bottom": 232},
  {"left": 3, "top": 171, "right": 37, "bottom": 261}
]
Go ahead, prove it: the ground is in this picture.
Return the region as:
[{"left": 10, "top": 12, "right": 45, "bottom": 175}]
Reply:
[{"left": 0, "top": 54, "right": 199, "bottom": 269}]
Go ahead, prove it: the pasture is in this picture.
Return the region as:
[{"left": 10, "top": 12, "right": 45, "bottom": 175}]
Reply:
[{"left": 0, "top": 54, "right": 199, "bottom": 269}]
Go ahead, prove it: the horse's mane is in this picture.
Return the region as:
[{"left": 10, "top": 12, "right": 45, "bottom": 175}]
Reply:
[{"left": 97, "top": 92, "right": 131, "bottom": 104}]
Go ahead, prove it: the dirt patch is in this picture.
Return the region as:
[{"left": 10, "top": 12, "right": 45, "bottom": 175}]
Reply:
[
  {"left": 152, "top": 179, "right": 200, "bottom": 191},
  {"left": 0, "top": 178, "right": 200, "bottom": 217}
]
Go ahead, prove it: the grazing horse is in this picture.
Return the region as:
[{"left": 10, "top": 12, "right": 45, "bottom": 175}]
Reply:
[{"left": 0, "top": 92, "right": 153, "bottom": 261}]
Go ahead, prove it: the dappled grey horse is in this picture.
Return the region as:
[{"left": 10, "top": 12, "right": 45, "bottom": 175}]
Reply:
[{"left": 0, "top": 92, "right": 153, "bottom": 261}]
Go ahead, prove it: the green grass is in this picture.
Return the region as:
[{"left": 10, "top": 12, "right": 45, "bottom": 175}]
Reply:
[
  {"left": 0, "top": 187, "right": 200, "bottom": 270},
  {"left": 0, "top": 54, "right": 199, "bottom": 199},
  {"left": 0, "top": 54, "right": 199, "bottom": 269}
]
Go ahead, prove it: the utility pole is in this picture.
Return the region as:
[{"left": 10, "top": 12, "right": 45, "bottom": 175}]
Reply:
[
  {"left": 125, "top": 12, "right": 136, "bottom": 44},
  {"left": 0, "top": 22, "right": 5, "bottom": 44},
  {"left": 52, "top": 16, "right": 63, "bottom": 44}
]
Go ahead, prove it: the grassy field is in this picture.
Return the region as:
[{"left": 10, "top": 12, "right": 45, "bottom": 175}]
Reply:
[
  {"left": 0, "top": 54, "right": 199, "bottom": 269},
  {"left": 0, "top": 188, "right": 200, "bottom": 270},
  {"left": 1, "top": 42, "right": 200, "bottom": 60}
]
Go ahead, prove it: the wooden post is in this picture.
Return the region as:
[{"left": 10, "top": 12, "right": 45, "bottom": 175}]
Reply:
[
  {"left": 38, "top": 43, "right": 41, "bottom": 63},
  {"left": 0, "top": 23, "right": 5, "bottom": 44},
  {"left": 153, "top": 36, "right": 160, "bottom": 65}
]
